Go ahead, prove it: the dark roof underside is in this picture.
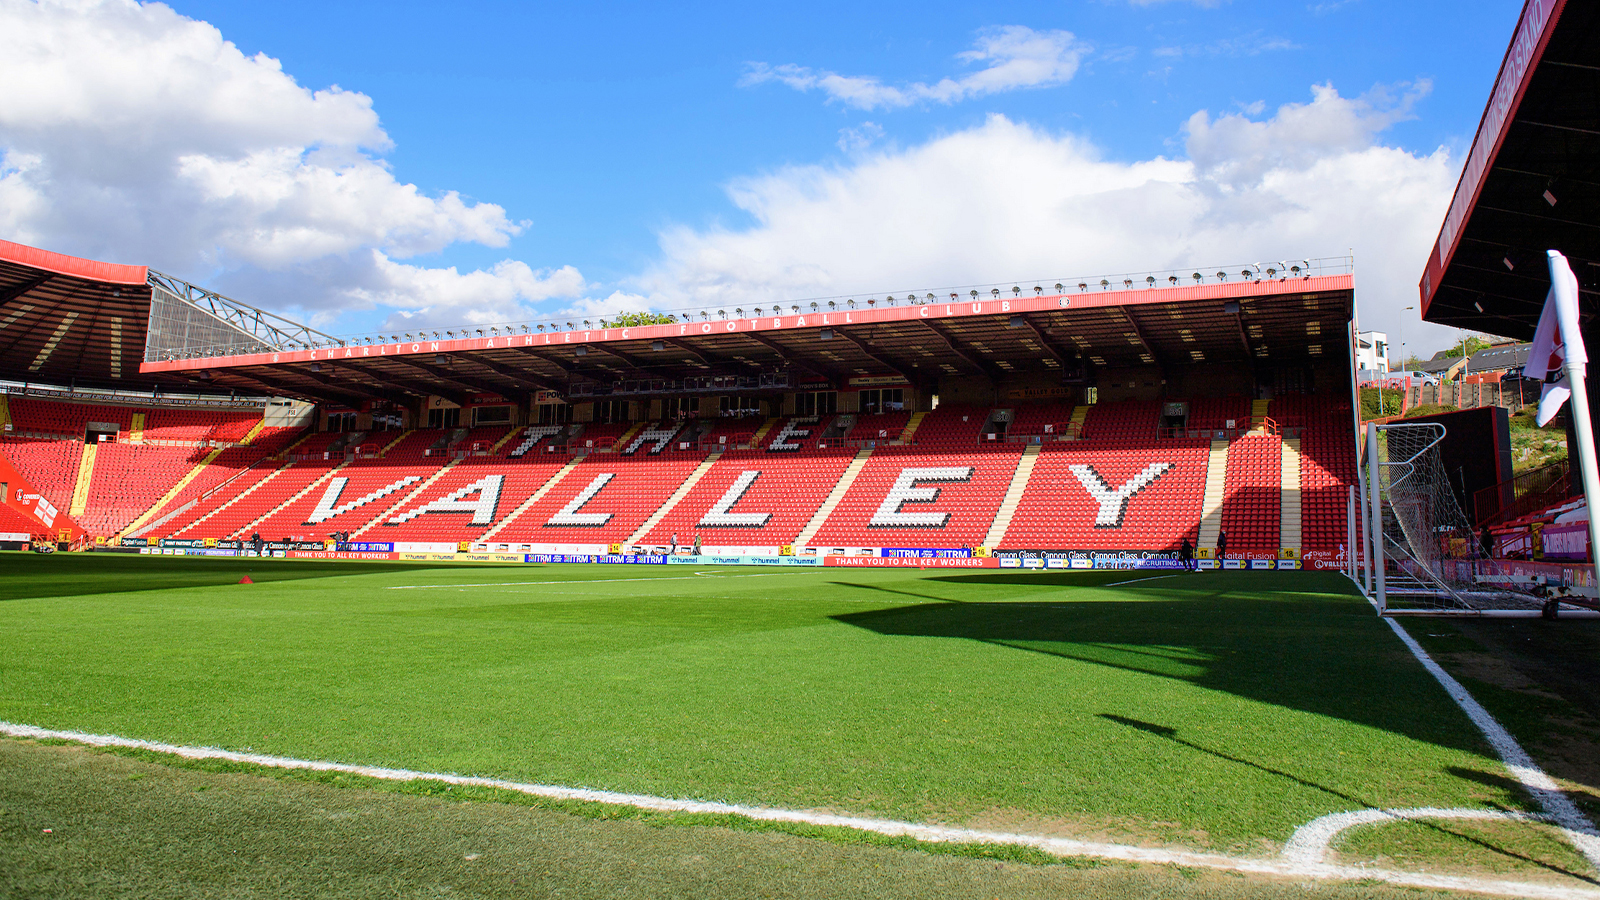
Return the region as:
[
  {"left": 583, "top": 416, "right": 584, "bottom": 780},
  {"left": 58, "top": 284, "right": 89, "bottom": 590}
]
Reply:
[{"left": 1424, "top": 0, "right": 1600, "bottom": 338}]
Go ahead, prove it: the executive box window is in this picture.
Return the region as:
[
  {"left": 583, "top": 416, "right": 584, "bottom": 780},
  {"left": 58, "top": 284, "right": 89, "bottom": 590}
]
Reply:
[
  {"left": 426, "top": 407, "right": 461, "bottom": 429},
  {"left": 858, "top": 388, "right": 903, "bottom": 414},
  {"left": 795, "top": 391, "right": 837, "bottom": 416},
  {"left": 595, "top": 399, "right": 631, "bottom": 423},
  {"left": 537, "top": 403, "right": 570, "bottom": 425}
]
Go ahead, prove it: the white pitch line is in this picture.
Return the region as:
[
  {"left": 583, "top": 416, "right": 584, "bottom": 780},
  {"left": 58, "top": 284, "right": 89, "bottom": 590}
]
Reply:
[
  {"left": 387, "top": 573, "right": 775, "bottom": 590},
  {"left": 1385, "top": 618, "right": 1600, "bottom": 872},
  {"left": 1107, "top": 573, "right": 1182, "bottom": 587},
  {"left": 5, "top": 721, "right": 1599, "bottom": 899},
  {"left": 1284, "top": 807, "right": 1563, "bottom": 867}
]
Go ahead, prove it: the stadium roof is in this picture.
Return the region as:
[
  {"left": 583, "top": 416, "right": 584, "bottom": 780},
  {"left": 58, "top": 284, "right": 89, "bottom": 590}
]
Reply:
[
  {"left": 1420, "top": 0, "right": 1600, "bottom": 337},
  {"left": 0, "top": 239, "right": 151, "bottom": 389},
  {"left": 140, "top": 268, "right": 1354, "bottom": 408},
  {"left": 0, "top": 237, "right": 1354, "bottom": 408}
]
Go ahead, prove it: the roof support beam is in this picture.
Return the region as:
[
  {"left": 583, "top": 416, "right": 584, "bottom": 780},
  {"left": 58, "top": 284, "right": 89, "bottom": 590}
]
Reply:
[
  {"left": 662, "top": 337, "right": 761, "bottom": 371},
  {"left": 920, "top": 320, "right": 1004, "bottom": 380},
  {"left": 262, "top": 363, "right": 418, "bottom": 408},
  {"left": 448, "top": 354, "right": 560, "bottom": 392},
  {"left": 332, "top": 360, "right": 471, "bottom": 408},
  {"left": 1118, "top": 308, "right": 1165, "bottom": 369},
  {"left": 384, "top": 357, "right": 524, "bottom": 402},
  {"left": 1009, "top": 314, "right": 1074, "bottom": 370},
  {"left": 831, "top": 328, "right": 921, "bottom": 386},
  {"left": 0, "top": 273, "right": 53, "bottom": 310}
]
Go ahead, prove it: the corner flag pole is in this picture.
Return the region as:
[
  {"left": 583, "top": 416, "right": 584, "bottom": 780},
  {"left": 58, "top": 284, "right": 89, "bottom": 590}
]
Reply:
[{"left": 1547, "top": 251, "right": 1600, "bottom": 573}]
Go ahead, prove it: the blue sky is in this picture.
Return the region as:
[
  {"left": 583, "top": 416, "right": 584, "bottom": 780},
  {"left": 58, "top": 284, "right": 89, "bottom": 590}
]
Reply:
[{"left": 0, "top": 0, "right": 1528, "bottom": 355}]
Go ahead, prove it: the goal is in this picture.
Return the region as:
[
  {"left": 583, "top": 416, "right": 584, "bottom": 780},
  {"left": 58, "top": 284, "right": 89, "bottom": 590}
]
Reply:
[{"left": 1360, "top": 421, "right": 1541, "bottom": 614}]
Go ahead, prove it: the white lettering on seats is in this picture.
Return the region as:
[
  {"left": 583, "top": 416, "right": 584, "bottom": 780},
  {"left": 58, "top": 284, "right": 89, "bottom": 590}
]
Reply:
[
  {"left": 697, "top": 471, "right": 772, "bottom": 527},
  {"left": 768, "top": 417, "right": 818, "bottom": 452},
  {"left": 385, "top": 475, "right": 505, "bottom": 526},
  {"left": 622, "top": 422, "right": 683, "bottom": 455},
  {"left": 305, "top": 475, "right": 422, "bottom": 524},
  {"left": 509, "top": 425, "right": 563, "bottom": 457},
  {"left": 1069, "top": 462, "right": 1171, "bottom": 527},
  {"left": 545, "top": 473, "right": 614, "bottom": 526},
  {"left": 869, "top": 467, "right": 973, "bottom": 528}
]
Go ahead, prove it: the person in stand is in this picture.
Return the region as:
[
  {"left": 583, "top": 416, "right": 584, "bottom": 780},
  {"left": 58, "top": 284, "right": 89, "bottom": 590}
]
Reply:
[
  {"left": 1179, "top": 537, "right": 1195, "bottom": 572},
  {"left": 671, "top": 532, "right": 679, "bottom": 555},
  {"left": 1480, "top": 524, "right": 1495, "bottom": 560},
  {"left": 692, "top": 533, "right": 702, "bottom": 556},
  {"left": 1216, "top": 530, "right": 1228, "bottom": 568}
]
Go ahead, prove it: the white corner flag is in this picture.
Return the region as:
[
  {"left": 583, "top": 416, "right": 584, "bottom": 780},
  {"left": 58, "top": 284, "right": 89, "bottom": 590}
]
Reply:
[
  {"left": 1526, "top": 251, "right": 1588, "bottom": 426},
  {"left": 1535, "top": 250, "right": 1600, "bottom": 573}
]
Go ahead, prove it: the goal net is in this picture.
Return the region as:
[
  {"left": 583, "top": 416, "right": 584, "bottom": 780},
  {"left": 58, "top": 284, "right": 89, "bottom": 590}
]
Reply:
[{"left": 1365, "top": 421, "right": 1538, "bottom": 613}]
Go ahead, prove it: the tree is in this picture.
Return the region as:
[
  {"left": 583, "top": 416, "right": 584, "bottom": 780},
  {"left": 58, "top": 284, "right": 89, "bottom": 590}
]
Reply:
[{"left": 603, "top": 311, "right": 679, "bottom": 328}]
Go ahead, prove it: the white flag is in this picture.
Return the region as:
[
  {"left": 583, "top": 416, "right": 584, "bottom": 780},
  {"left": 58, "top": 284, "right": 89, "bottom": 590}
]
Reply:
[{"left": 1525, "top": 251, "right": 1589, "bottom": 426}]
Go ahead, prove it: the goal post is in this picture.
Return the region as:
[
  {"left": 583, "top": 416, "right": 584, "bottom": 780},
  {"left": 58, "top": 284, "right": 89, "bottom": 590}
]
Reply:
[{"left": 1363, "top": 420, "right": 1550, "bottom": 614}]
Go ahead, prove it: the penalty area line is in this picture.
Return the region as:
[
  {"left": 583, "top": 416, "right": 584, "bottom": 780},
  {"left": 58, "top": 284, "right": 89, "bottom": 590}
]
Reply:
[
  {"left": 1107, "top": 574, "right": 1183, "bottom": 587},
  {"left": 2, "top": 722, "right": 1596, "bottom": 899}
]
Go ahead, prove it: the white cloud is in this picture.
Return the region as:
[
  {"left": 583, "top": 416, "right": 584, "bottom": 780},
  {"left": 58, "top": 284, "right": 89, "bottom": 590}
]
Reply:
[
  {"left": 0, "top": 0, "right": 554, "bottom": 324},
  {"left": 743, "top": 26, "right": 1088, "bottom": 111},
  {"left": 633, "top": 83, "right": 1459, "bottom": 348}
]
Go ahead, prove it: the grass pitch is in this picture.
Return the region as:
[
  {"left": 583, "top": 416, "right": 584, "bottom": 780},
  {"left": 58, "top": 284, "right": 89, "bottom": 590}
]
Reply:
[{"left": 0, "top": 554, "right": 1595, "bottom": 889}]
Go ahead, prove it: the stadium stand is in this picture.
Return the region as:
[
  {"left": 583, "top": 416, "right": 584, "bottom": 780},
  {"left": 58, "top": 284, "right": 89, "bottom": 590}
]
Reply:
[
  {"left": 1218, "top": 433, "right": 1283, "bottom": 556},
  {"left": 640, "top": 446, "right": 861, "bottom": 548}
]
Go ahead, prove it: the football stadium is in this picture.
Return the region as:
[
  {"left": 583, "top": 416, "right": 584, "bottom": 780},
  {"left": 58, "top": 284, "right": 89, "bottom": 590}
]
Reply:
[{"left": 5, "top": 2, "right": 1600, "bottom": 899}]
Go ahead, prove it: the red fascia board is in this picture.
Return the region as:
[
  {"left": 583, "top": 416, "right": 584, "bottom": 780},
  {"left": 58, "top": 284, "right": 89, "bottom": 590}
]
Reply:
[
  {"left": 140, "top": 275, "right": 1351, "bottom": 375},
  {"left": 0, "top": 238, "right": 148, "bottom": 286},
  {"left": 1419, "top": 0, "right": 1565, "bottom": 318}
]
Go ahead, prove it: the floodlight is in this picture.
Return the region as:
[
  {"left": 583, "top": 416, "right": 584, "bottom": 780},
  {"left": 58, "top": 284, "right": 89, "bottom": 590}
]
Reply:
[
  {"left": 1216, "top": 271, "right": 1227, "bottom": 281},
  {"left": 735, "top": 307, "right": 744, "bottom": 317},
  {"left": 885, "top": 296, "right": 894, "bottom": 305},
  {"left": 1241, "top": 269, "right": 1254, "bottom": 280},
  {"left": 1192, "top": 273, "right": 1202, "bottom": 283},
  {"left": 1008, "top": 316, "right": 1024, "bottom": 328},
  {"left": 491, "top": 326, "right": 501, "bottom": 336},
  {"left": 718, "top": 310, "right": 726, "bottom": 319},
  {"left": 1100, "top": 280, "right": 1109, "bottom": 290},
  {"left": 990, "top": 289, "right": 1000, "bottom": 298},
  {"left": 847, "top": 299, "right": 856, "bottom": 309},
  {"left": 791, "top": 305, "right": 799, "bottom": 315},
  {"left": 971, "top": 291, "right": 980, "bottom": 299},
  {"left": 405, "top": 333, "right": 414, "bottom": 340},
  {"left": 651, "top": 340, "right": 665, "bottom": 351},
  {"left": 1033, "top": 286, "right": 1043, "bottom": 295},
  {"left": 1145, "top": 276, "right": 1156, "bottom": 287},
  {"left": 1264, "top": 266, "right": 1278, "bottom": 279},
  {"left": 926, "top": 293, "right": 935, "bottom": 303},
  {"left": 535, "top": 325, "right": 544, "bottom": 333},
  {"left": 582, "top": 320, "right": 591, "bottom": 329},
  {"left": 828, "top": 301, "right": 836, "bottom": 310},
  {"left": 576, "top": 346, "right": 588, "bottom": 356},
  {"left": 699, "top": 311, "right": 708, "bottom": 321},
  {"left": 566, "top": 322, "right": 575, "bottom": 330},
  {"left": 1168, "top": 276, "right": 1178, "bottom": 286},
  {"left": 867, "top": 298, "right": 875, "bottom": 308},
  {"left": 1012, "top": 286, "right": 1021, "bottom": 296},
  {"left": 1123, "top": 279, "right": 1133, "bottom": 289}
]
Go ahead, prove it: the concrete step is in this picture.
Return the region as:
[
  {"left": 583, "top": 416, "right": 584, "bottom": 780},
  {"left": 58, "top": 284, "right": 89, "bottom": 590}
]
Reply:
[
  {"left": 1197, "top": 438, "right": 1230, "bottom": 549},
  {"left": 984, "top": 442, "right": 1041, "bottom": 548},
  {"left": 479, "top": 458, "right": 583, "bottom": 541},
  {"left": 792, "top": 447, "right": 874, "bottom": 548},
  {"left": 627, "top": 450, "right": 724, "bottom": 545}
]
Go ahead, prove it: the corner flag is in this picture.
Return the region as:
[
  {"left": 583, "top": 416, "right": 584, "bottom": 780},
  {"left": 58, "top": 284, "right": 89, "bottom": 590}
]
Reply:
[{"left": 1526, "top": 251, "right": 1588, "bottom": 426}]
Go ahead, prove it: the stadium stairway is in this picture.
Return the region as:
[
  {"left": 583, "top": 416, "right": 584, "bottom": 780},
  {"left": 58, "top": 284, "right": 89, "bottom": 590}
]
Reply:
[
  {"left": 896, "top": 410, "right": 928, "bottom": 443},
  {"left": 1250, "top": 398, "right": 1272, "bottom": 432},
  {"left": 1280, "top": 437, "right": 1303, "bottom": 555},
  {"left": 68, "top": 442, "right": 96, "bottom": 517},
  {"left": 477, "top": 457, "right": 582, "bottom": 542},
  {"left": 0, "top": 395, "right": 9, "bottom": 431},
  {"left": 983, "top": 443, "right": 1041, "bottom": 548},
  {"left": 791, "top": 447, "right": 873, "bottom": 548},
  {"left": 748, "top": 417, "right": 780, "bottom": 447},
  {"left": 171, "top": 460, "right": 293, "bottom": 537},
  {"left": 612, "top": 421, "right": 647, "bottom": 452},
  {"left": 1197, "top": 439, "right": 1229, "bottom": 550},
  {"left": 129, "top": 412, "right": 145, "bottom": 442},
  {"left": 626, "top": 449, "right": 724, "bottom": 545},
  {"left": 228, "top": 459, "right": 351, "bottom": 540},
  {"left": 117, "top": 445, "right": 228, "bottom": 537},
  {"left": 237, "top": 418, "right": 268, "bottom": 445}
]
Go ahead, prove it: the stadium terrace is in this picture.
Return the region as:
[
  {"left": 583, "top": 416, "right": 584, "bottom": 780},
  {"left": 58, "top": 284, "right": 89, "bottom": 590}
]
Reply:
[{"left": 0, "top": 238, "right": 1357, "bottom": 567}]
